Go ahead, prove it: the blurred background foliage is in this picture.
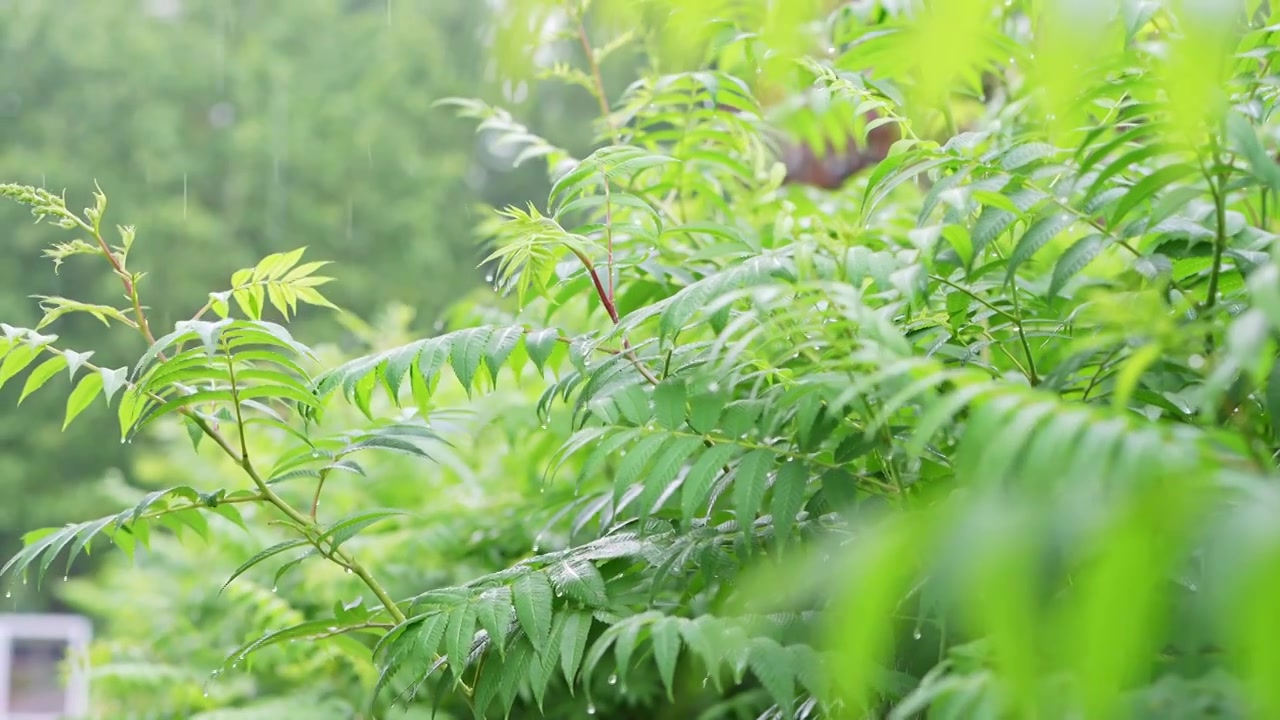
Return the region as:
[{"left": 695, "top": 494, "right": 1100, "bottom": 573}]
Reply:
[
  {"left": 0, "top": 0, "right": 600, "bottom": 590},
  {"left": 6, "top": 0, "right": 1280, "bottom": 719}
]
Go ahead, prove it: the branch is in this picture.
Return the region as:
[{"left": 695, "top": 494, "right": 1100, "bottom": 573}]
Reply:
[{"left": 83, "top": 207, "right": 408, "bottom": 626}]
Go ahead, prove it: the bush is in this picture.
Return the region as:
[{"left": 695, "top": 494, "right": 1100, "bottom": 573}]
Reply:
[{"left": 5, "top": 1, "right": 1280, "bottom": 718}]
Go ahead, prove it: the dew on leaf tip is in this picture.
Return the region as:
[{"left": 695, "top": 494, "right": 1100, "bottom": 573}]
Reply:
[{"left": 607, "top": 673, "right": 617, "bottom": 685}]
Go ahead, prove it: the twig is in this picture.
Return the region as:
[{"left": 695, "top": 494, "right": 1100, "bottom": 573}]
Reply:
[{"left": 576, "top": 18, "right": 620, "bottom": 144}]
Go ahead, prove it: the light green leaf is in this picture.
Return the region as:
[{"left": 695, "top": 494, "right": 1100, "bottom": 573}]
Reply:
[
  {"left": 733, "top": 449, "right": 774, "bottom": 536},
  {"left": 513, "top": 571, "right": 554, "bottom": 653},
  {"left": 651, "top": 617, "right": 682, "bottom": 700},
  {"left": 63, "top": 371, "right": 104, "bottom": 429},
  {"left": 559, "top": 611, "right": 593, "bottom": 691},
  {"left": 446, "top": 601, "right": 478, "bottom": 681},
  {"left": 771, "top": 460, "right": 808, "bottom": 549},
  {"left": 18, "top": 355, "right": 66, "bottom": 404},
  {"left": 653, "top": 378, "right": 687, "bottom": 429}
]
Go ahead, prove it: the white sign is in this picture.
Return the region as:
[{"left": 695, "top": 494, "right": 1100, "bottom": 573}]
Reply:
[{"left": 0, "top": 615, "right": 91, "bottom": 720}]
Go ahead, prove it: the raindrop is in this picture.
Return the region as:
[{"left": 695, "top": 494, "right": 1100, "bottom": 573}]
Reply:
[
  {"left": 912, "top": 629, "right": 922, "bottom": 640},
  {"left": 203, "top": 691, "right": 209, "bottom": 698},
  {"left": 344, "top": 568, "right": 353, "bottom": 574},
  {"left": 702, "top": 676, "right": 709, "bottom": 688},
  {"left": 540, "top": 423, "right": 548, "bottom": 430},
  {"left": 1188, "top": 583, "right": 1198, "bottom": 592},
  {"left": 708, "top": 382, "right": 720, "bottom": 392},
  {"left": 607, "top": 673, "right": 618, "bottom": 685},
  {"left": 485, "top": 274, "right": 494, "bottom": 282},
  {"left": 586, "top": 704, "right": 597, "bottom": 715},
  {"left": 532, "top": 535, "right": 542, "bottom": 552},
  {"left": 4, "top": 591, "right": 9, "bottom": 599},
  {"left": 62, "top": 575, "right": 68, "bottom": 582},
  {"left": 271, "top": 585, "right": 278, "bottom": 593}
]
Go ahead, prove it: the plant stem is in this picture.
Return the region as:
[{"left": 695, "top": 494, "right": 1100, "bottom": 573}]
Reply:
[
  {"left": 311, "top": 467, "right": 330, "bottom": 520},
  {"left": 604, "top": 179, "right": 615, "bottom": 303},
  {"left": 1204, "top": 165, "right": 1228, "bottom": 313},
  {"left": 1008, "top": 286, "right": 1039, "bottom": 386},
  {"left": 576, "top": 18, "right": 619, "bottom": 144},
  {"left": 566, "top": 247, "right": 661, "bottom": 384},
  {"left": 80, "top": 219, "right": 158, "bottom": 346}
]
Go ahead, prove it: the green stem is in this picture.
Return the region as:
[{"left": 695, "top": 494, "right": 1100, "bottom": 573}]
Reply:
[
  {"left": 1203, "top": 164, "right": 1228, "bottom": 313},
  {"left": 576, "top": 17, "right": 620, "bottom": 145},
  {"left": 1008, "top": 287, "right": 1039, "bottom": 386}
]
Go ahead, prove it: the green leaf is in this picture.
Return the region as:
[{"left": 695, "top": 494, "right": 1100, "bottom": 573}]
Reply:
[
  {"left": 682, "top": 443, "right": 737, "bottom": 525},
  {"left": 446, "top": 601, "right": 479, "bottom": 681},
  {"left": 525, "top": 328, "right": 560, "bottom": 373},
  {"left": 733, "top": 449, "right": 774, "bottom": 534},
  {"left": 971, "top": 206, "right": 1018, "bottom": 257},
  {"left": 450, "top": 327, "right": 494, "bottom": 392},
  {"left": 220, "top": 539, "right": 311, "bottom": 594},
  {"left": 1108, "top": 163, "right": 1200, "bottom": 229},
  {"left": 549, "top": 558, "right": 608, "bottom": 607},
  {"left": 18, "top": 355, "right": 66, "bottom": 404},
  {"left": 475, "top": 587, "right": 513, "bottom": 657},
  {"left": 513, "top": 571, "right": 554, "bottom": 653},
  {"left": 317, "top": 509, "right": 408, "bottom": 551},
  {"left": 651, "top": 616, "right": 682, "bottom": 700},
  {"left": 485, "top": 325, "right": 525, "bottom": 385},
  {"left": 1049, "top": 234, "right": 1107, "bottom": 298},
  {"left": 749, "top": 637, "right": 796, "bottom": 715},
  {"left": 1007, "top": 212, "right": 1075, "bottom": 281},
  {"left": 0, "top": 341, "right": 45, "bottom": 389},
  {"left": 653, "top": 378, "right": 687, "bottom": 429},
  {"left": 559, "top": 611, "right": 593, "bottom": 690},
  {"left": 612, "top": 433, "right": 670, "bottom": 497},
  {"left": 771, "top": 460, "right": 808, "bottom": 549},
  {"left": 63, "top": 371, "right": 104, "bottom": 429}
]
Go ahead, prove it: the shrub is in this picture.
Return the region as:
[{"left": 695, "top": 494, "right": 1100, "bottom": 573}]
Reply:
[{"left": 5, "top": 1, "right": 1280, "bottom": 718}]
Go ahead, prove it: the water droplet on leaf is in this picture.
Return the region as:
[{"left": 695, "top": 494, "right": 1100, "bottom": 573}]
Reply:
[
  {"left": 586, "top": 704, "right": 596, "bottom": 715},
  {"left": 607, "top": 673, "right": 617, "bottom": 685}
]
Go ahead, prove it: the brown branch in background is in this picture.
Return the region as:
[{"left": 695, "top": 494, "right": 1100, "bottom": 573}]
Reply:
[{"left": 779, "top": 112, "right": 899, "bottom": 189}]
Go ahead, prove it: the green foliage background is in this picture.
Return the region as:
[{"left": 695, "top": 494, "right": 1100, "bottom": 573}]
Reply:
[
  {"left": 5, "top": 0, "right": 1280, "bottom": 719},
  {"left": 0, "top": 0, "right": 554, "bottom": 576}
]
